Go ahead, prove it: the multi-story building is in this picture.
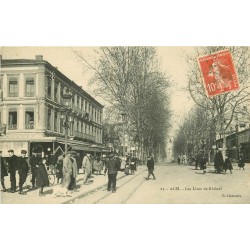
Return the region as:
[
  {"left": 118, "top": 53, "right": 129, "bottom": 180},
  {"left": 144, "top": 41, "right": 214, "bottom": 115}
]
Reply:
[
  {"left": 0, "top": 55, "right": 108, "bottom": 157},
  {"left": 215, "top": 105, "right": 250, "bottom": 162}
]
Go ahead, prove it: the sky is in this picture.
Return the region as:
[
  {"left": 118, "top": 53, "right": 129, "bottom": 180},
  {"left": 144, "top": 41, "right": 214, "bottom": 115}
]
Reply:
[{"left": 0, "top": 46, "right": 196, "bottom": 131}]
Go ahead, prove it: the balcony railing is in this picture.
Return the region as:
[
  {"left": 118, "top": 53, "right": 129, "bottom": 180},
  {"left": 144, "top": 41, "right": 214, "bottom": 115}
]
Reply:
[
  {"left": 9, "top": 92, "right": 18, "bottom": 97},
  {"left": 8, "top": 124, "right": 17, "bottom": 130},
  {"left": 25, "top": 91, "right": 35, "bottom": 97},
  {"left": 74, "top": 131, "right": 95, "bottom": 141},
  {"left": 25, "top": 123, "right": 34, "bottom": 129}
]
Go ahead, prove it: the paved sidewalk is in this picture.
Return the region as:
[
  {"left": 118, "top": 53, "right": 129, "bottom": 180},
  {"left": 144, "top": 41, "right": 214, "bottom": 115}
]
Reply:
[{"left": 0, "top": 166, "right": 146, "bottom": 204}]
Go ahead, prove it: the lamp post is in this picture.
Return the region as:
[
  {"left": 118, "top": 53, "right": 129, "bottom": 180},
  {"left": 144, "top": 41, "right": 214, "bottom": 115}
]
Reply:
[
  {"left": 60, "top": 89, "right": 73, "bottom": 155},
  {"left": 121, "top": 112, "right": 127, "bottom": 156}
]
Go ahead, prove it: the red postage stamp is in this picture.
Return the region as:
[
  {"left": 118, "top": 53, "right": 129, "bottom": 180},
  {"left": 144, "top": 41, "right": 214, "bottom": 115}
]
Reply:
[{"left": 198, "top": 50, "right": 239, "bottom": 97}]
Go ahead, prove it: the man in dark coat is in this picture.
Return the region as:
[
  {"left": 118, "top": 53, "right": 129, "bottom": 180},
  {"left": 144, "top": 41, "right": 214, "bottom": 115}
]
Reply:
[
  {"left": 0, "top": 151, "right": 8, "bottom": 192},
  {"left": 238, "top": 156, "right": 245, "bottom": 170},
  {"left": 36, "top": 158, "right": 49, "bottom": 196},
  {"left": 7, "top": 149, "right": 18, "bottom": 193},
  {"left": 195, "top": 151, "right": 202, "bottom": 170},
  {"left": 200, "top": 153, "right": 207, "bottom": 174},
  {"left": 18, "top": 150, "right": 29, "bottom": 194},
  {"left": 29, "top": 151, "right": 39, "bottom": 189},
  {"left": 223, "top": 154, "right": 233, "bottom": 174},
  {"left": 146, "top": 155, "right": 156, "bottom": 180},
  {"left": 75, "top": 152, "right": 82, "bottom": 174},
  {"left": 214, "top": 148, "right": 224, "bottom": 173},
  {"left": 104, "top": 153, "right": 120, "bottom": 193}
]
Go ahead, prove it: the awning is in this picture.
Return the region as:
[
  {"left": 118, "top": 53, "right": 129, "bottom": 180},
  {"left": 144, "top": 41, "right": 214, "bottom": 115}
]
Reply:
[{"left": 71, "top": 145, "right": 90, "bottom": 151}]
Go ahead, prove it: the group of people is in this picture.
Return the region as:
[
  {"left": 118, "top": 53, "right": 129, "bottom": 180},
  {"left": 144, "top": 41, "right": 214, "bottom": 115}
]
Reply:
[
  {"left": 194, "top": 148, "right": 246, "bottom": 174},
  {"left": 121, "top": 154, "right": 138, "bottom": 175},
  {"left": 0, "top": 149, "right": 129, "bottom": 197},
  {"left": 1, "top": 148, "right": 157, "bottom": 197},
  {"left": 55, "top": 151, "right": 122, "bottom": 195},
  {"left": 0, "top": 149, "right": 50, "bottom": 196}
]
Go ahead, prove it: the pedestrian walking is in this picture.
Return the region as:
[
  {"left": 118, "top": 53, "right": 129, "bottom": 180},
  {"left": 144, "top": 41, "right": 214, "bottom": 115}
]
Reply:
[
  {"left": 114, "top": 154, "right": 121, "bottom": 171},
  {"left": 61, "top": 152, "right": 73, "bottom": 196},
  {"left": 36, "top": 158, "right": 49, "bottom": 197},
  {"left": 18, "top": 150, "right": 29, "bottom": 195},
  {"left": 55, "top": 155, "right": 63, "bottom": 184},
  {"left": 214, "top": 148, "right": 224, "bottom": 173},
  {"left": 146, "top": 155, "right": 156, "bottom": 180},
  {"left": 29, "top": 151, "right": 39, "bottom": 189},
  {"left": 7, "top": 149, "right": 18, "bottom": 193},
  {"left": 195, "top": 151, "right": 202, "bottom": 170},
  {"left": 68, "top": 152, "right": 78, "bottom": 191},
  {"left": 104, "top": 153, "right": 120, "bottom": 193},
  {"left": 223, "top": 154, "right": 233, "bottom": 174},
  {"left": 93, "top": 156, "right": 104, "bottom": 175},
  {"left": 0, "top": 151, "right": 8, "bottom": 192},
  {"left": 238, "top": 156, "right": 245, "bottom": 170},
  {"left": 82, "top": 152, "right": 93, "bottom": 185},
  {"left": 130, "top": 156, "right": 136, "bottom": 175},
  {"left": 200, "top": 154, "right": 207, "bottom": 174},
  {"left": 177, "top": 156, "right": 180, "bottom": 165},
  {"left": 75, "top": 152, "right": 82, "bottom": 174}
]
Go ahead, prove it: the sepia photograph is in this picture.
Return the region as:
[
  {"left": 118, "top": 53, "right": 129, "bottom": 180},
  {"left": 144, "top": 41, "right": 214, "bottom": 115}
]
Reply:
[
  {"left": 1, "top": 2, "right": 250, "bottom": 250},
  {"left": 1, "top": 46, "right": 249, "bottom": 204}
]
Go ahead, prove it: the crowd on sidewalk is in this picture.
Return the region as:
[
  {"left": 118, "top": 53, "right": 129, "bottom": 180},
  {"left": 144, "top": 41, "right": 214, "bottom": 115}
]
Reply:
[
  {"left": 176, "top": 148, "right": 246, "bottom": 175},
  {"left": 1, "top": 149, "right": 144, "bottom": 197}
]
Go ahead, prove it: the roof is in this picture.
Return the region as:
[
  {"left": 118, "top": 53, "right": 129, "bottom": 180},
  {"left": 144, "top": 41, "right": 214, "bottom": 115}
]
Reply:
[{"left": 1, "top": 58, "right": 104, "bottom": 108}]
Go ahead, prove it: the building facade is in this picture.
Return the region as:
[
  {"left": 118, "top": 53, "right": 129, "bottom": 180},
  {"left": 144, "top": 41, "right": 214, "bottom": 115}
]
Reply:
[
  {"left": 215, "top": 111, "right": 250, "bottom": 163},
  {"left": 0, "top": 55, "right": 107, "bottom": 157}
]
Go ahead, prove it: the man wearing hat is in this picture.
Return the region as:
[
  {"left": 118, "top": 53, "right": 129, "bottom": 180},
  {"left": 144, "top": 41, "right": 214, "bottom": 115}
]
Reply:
[
  {"left": 0, "top": 150, "right": 8, "bottom": 192},
  {"left": 61, "top": 151, "right": 73, "bottom": 196},
  {"left": 104, "top": 153, "right": 120, "bottom": 193},
  {"left": 223, "top": 154, "right": 233, "bottom": 174},
  {"left": 18, "top": 150, "right": 29, "bottom": 194},
  {"left": 68, "top": 151, "right": 78, "bottom": 191},
  {"left": 82, "top": 152, "right": 93, "bottom": 185},
  {"left": 214, "top": 148, "right": 224, "bottom": 174},
  {"left": 7, "top": 149, "right": 18, "bottom": 193}
]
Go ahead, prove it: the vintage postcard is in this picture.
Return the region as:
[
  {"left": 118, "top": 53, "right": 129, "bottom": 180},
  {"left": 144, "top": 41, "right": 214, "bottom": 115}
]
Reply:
[{"left": 0, "top": 46, "right": 250, "bottom": 204}]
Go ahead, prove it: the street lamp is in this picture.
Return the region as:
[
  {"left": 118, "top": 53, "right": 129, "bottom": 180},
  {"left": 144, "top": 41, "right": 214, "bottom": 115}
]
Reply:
[
  {"left": 60, "top": 88, "right": 73, "bottom": 155},
  {"left": 121, "top": 112, "right": 127, "bottom": 156}
]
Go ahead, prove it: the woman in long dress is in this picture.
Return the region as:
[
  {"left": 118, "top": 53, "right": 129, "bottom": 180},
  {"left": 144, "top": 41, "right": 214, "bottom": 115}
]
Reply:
[{"left": 36, "top": 158, "right": 49, "bottom": 197}]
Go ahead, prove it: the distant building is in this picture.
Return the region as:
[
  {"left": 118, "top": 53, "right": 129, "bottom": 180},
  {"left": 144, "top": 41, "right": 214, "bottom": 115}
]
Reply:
[
  {"left": 215, "top": 110, "right": 250, "bottom": 162},
  {"left": 0, "top": 55, "right": 109, "bottom": 157}
]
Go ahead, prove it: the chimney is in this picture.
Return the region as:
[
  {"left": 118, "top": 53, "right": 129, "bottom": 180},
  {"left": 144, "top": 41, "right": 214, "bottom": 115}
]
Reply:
[{"left": 35, "top": 55, "right": 43, "bottom": 60}]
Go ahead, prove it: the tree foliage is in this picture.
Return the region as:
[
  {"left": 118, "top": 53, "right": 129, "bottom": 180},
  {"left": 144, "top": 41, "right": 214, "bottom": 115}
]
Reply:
[
  {"left": 75, "top": 47, "right": 171, "bottom": 161},
  {"left": 173, "top": 105, "right": 216, "bottom": 159},
  {"left": 186, "top": 46, "right": 250, "bottom": 156}
]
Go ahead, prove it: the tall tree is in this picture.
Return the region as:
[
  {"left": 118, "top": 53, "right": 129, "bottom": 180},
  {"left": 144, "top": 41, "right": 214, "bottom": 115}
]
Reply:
[
  {"left": 75, "top": 47, "right": 171, "bottom": 161},
  {"left": 187, "top": 46, "right": 250, "bottom": 157}
]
